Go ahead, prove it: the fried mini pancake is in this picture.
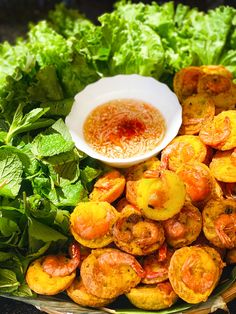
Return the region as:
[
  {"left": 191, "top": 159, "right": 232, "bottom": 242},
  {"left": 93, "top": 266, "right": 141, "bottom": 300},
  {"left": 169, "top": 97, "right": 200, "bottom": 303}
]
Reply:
[
  {"left": 168, "top": 246, "right": 219, "bottom": 304},
  {"left": 80, "top": 248, "right": 144, "bottom": 299},
  {"left": 136, "top": 169, "right": 186, "bottom": 221},
  {"left": 210, "top": 149, "right": 236, "bottom": 182},
  {"left": 199, "top": 110, "right": 236, "bottom": 150},
  {"left": 161, "top": 135, "right": 210, "bottom": 171},
  {"left": 176, "top": 162, "right": 214, "bottom": 204},
  {"left": 202, "top": 199, "right": 236, "bottom": 249},
  {"left": 212, "top": 83, "right": 236, "bottom": 113},
  {"left": 113, "top": 204, "right": 165, "bottom": 256},
  {"left": 70, "top": 201, "right": 119, "bottom": 248},
  {"left": 26, "top": 257, "right": 76, "bottom": 296},
  {"left": 126, "top": 282, "right": 178, "bottom": 310},
  {"left": 179, "top": 94, "right": 215, "bottom": 135},
  {"left": 163, "top": 202, "right": 202, "bottom": 248},
  {"left": 197, "top": 74, "right": 232, "bottom": 96},
  {"left": 89, "top": 170, "right": 126, "bottom": 203},
  {"left": 67, "top": 277, "right": 115, "bottom": 307},
  {"left": 173, "top": 66, "right": 203, "bottom": 102}
]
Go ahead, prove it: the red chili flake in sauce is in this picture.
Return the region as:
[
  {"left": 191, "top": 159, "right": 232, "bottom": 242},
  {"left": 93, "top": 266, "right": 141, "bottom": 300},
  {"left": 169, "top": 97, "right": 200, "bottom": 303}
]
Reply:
[{"left": 83, "top": 99, "right": 166, "bottom": 159}]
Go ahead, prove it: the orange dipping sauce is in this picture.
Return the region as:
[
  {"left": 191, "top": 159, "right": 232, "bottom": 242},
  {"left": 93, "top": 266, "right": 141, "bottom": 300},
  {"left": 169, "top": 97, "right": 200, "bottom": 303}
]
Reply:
[{"left": 83, "top": 99, "right": 166, "bottom": 159}]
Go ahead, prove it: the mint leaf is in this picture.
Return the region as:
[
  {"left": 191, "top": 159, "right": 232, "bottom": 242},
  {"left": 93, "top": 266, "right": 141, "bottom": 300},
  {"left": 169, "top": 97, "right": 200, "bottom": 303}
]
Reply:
[
  {"left": 28, "top": 218, "right": 67, "bottom": 243},
  {"left": 6, "top": 104, "right": 54, "bottom": 144},
  {"left": 31, "top": 119, "right": 74, "bottom": 157},
  {"left": 48, "top": 181, "right": 88, "bottom": 207},
  {"left": 0, "top": 149, "right": 23, "bottom": 198}
]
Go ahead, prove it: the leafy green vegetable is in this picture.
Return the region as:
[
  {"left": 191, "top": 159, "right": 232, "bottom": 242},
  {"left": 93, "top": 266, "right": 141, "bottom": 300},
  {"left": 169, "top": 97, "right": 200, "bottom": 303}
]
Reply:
[
  {"left": 28, "top": 65, "right": 64, "bottom": 102},
  {"left": 31, "top": 119, "right": 74, "bottom": 157},
  {"left": 0, "top": 269, "right": 20, "bottom": 293},
  {"left": 6, "top": 104, "right": 54, "bottom": 144},
  {"left": 0, "top": 149, "right": 23, "bottom": 198}
]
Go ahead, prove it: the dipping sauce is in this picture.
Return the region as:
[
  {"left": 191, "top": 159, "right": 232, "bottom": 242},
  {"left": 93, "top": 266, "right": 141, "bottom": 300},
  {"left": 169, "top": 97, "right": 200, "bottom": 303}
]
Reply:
[{"left": 83, "top": 99, "right": 166, "bottom": 159}]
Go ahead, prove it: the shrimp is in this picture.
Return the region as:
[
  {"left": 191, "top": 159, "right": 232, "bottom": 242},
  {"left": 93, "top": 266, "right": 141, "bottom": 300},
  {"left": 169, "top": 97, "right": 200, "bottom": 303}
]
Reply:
[
  {"left": 80, "top": 248, "right": 143, "bottom": 299},
  {"left": 214, "top": 213, "right": 236, "bottom": 249},
  {"left": 173, "top": 66, "right": 203, "bottom": 102},
  {"left": 176, "top": 162, "right": 213, "bottom": 204},
  {"left": 197, "top": 74, "right": 232, "bottom": 95},
  {"left": 181, "top": 253, "right": 215, "bottom": 294},
  {"left": 179, "top": 94, "right": 215, "bottom": 135},
  {"left": 70, "top": 201, "right": 118, "bottom": 248},
  {"left": 73, "top": 210, "right": 112, "bottom": 240},
  {"left": 113, "top": 205, "right": 165, "bottom": 255},
  {"left": 169, "top": 246, "right": 219, "bottom": 303},
  {"left": 142, "top": 244, "right": 173, "bottom": 284},
  {"left": 163, "top": 203, "right": 202, "bottom": 248},
  {"left": 160, "top": 135, "right": 209, "bottom": 171},
  {"left": 89, "top": 170, "right": 126, "bottom": 203},
  {"left": 199, "top": 116, "right": 231, "bottom": 148},
  {"left": 97, "top": 249, "right": 146, "bottom": 278},
  {"left": 158, "top": 242, "right": 168, "bottom": 262},
  {"left": 164, "top": 219, "right": 186, "bottom": 239},
  {"left": 42, "top": 242, "right": 80, "bottom": 277}
]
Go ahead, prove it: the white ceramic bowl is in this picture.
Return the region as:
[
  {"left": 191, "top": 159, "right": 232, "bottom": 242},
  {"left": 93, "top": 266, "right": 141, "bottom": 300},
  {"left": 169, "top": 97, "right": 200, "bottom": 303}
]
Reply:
[{"left": 65, "top": 74, "right": 182, "bottom": 168}]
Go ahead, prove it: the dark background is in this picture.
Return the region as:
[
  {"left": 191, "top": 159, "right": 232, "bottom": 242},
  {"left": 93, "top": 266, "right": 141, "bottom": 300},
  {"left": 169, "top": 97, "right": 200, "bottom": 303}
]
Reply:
[{"left": 0, "top": 0, "right": 236, "bottom": 313}]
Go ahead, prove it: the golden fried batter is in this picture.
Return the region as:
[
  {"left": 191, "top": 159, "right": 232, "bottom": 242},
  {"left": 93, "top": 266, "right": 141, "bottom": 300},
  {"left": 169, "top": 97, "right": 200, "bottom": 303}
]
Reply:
[
  {"left": 168, "top": 246, "right": 219, "bottom": 303},
  {"left": 80, "top": 248, "right": 144, "bottom": 299},
  {"left": 26, "top": 257, "right": 76, "bottom": 296},
  {"left": 67, "top": 277, "right": 115, "bottom": 307},
  {"left": 70, "top": 201, "right": 119, "bottom": 248},
  {"left": 126, "top": 282, "right": 178, "bottom": 310}
]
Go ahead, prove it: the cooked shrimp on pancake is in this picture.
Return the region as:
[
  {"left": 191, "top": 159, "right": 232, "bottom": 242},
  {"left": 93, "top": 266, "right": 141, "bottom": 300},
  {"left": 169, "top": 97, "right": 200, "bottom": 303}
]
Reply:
[
  {"left": 202, "top": 199, "right": 236, "bottom": 249},
  {"left": 26, "top": 243, "right": 80, "bottom": 295},
  {"left": 176, "top": 162, "right": 214, "bottom": 205},
  {"left": 70, "top": 201, "right": 119, "bottom": 248},
  {"left": 173, "top": 66, "right": 202, "bottom": 102},
  {"left": 210, "top": 149, "right": 236, "bottom": 182},
  {"left": 89, "top": 170, "right": 126, "bottom": 203},
  {"left": 161, "top": 135, "right": 211, "bottom": 171},
  {"left": 163, "top": 202, "right": 202, "bottom": 248},
  {"left": 113, "top": 204, "right": 165, "bottom": 255},
  {"left": 80, "top": 248, "right": 145, "bottom": 299},
  {"left": 135, "top": 169, "right": 186, "bottom": 221},
  {"left": 168, "top": 246, "right": 220, "bottom": 304},
  {"left": 199, "top": 110, "right": 236, "bottom": 150},
  {"left": 179, "top": 93, "right": 215, "bottom": 135}
]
